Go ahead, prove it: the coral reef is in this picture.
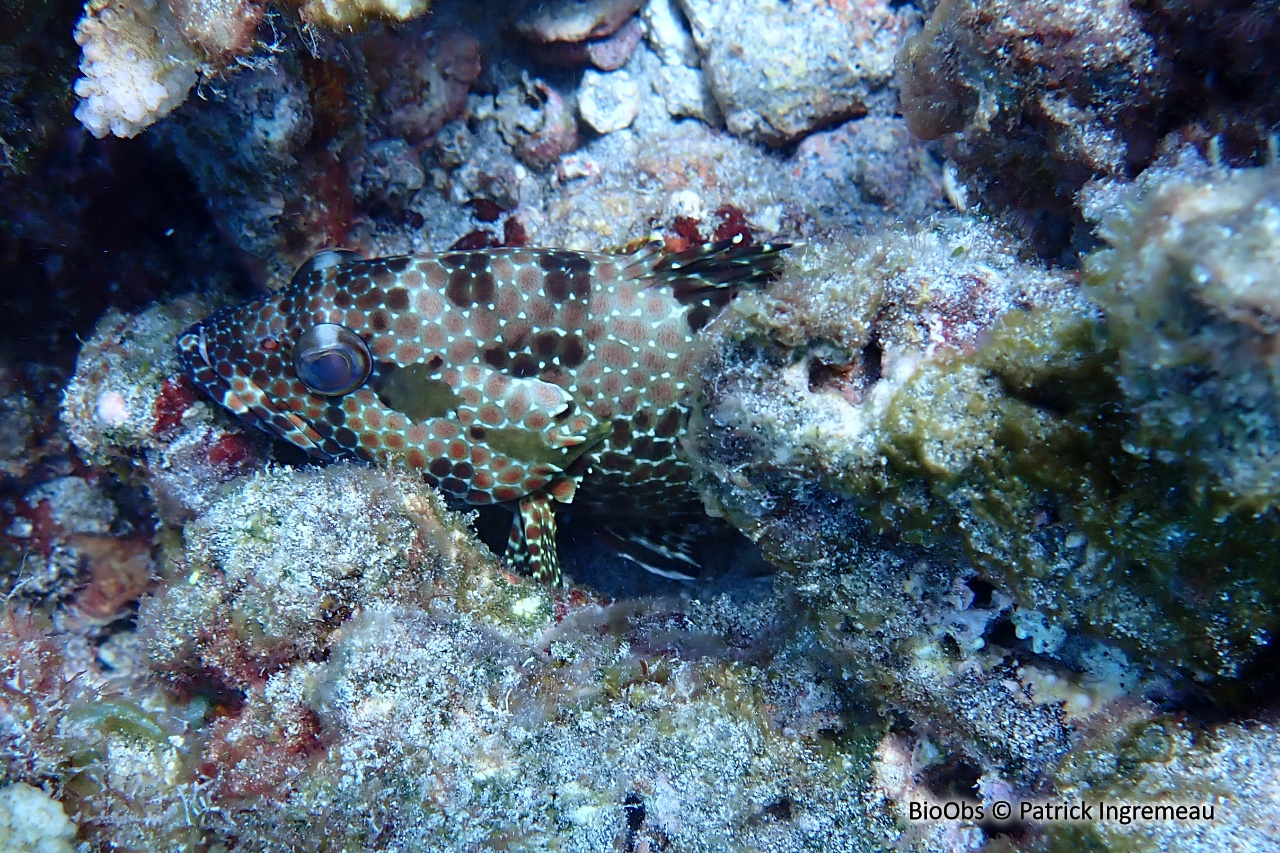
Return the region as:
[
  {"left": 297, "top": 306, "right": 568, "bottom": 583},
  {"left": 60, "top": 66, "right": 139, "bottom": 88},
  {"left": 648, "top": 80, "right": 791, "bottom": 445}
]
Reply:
[
  {"left": 130, "top": 467, "right": 913, "bottom": 849},
  {"left": 140, "top": 466, "right": 447, "bottom": 689},
  {"left": 70, "top": 0, "right": 440, "bottom": 140},
  {"left": 895, "top": 0, "right": 1280, "bottom": 251},
  {"left": 685, "top": 209, "right": 1280, "bottom": 788},
  {"left": 15, "top": 0, "right": 1280, "bottom": 849},
  {"left": 204, "top": 597, "right": 889, "bottom": 851},
  {"left": 685, "top": 216, "right": 1096, "bottom": 784},
  {"left": 296, "top": 0, "right": 431, "bottom": 30},
  {"left": 158, "top": 19, "right": 488, "bottom": 288}
]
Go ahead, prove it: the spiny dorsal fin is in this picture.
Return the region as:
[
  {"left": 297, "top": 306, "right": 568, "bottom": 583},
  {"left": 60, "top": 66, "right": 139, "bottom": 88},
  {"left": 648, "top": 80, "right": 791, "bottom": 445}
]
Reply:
[{"left": 624, "top": 234, "right": 791, "bottom": 305}]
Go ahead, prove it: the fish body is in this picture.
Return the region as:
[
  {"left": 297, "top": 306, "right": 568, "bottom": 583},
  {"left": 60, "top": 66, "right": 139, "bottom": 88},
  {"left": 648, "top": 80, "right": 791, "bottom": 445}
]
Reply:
[{"left": 178, "top": 237, "right": 785, "bottom": 582}]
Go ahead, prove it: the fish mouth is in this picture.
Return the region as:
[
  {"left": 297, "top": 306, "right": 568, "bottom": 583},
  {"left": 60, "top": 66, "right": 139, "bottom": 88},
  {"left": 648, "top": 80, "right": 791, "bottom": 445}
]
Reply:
[{"left": 176, "top": 319, "right": 335, "bottom": 461}]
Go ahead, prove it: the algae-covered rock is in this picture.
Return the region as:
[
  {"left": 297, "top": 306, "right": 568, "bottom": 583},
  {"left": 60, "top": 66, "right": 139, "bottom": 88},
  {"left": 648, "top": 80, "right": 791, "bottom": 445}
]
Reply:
[
  {"left": 687, "top": 216, "right": 1096, "bottom": 784},
  {"left": 1028, "top": 710, "right": 1280, "bottom": 853},
  {"left": 686, "top": 211, "right": 1280, "bottom": 786},
  {"left": 139, "top": 463, "right": 515, "bottom": 689},
  {"left": 133, "top": 465, "right": 924, "bottom": 852},
  {"left": 678, "top": 0, "right": 911, "bottom": 146},
  {"left": 0, "top": 607, "right": 206, "bottom": 852},
  {"left": 1084, "top": 151, "right": 1280, "bottom": 510},
  {"left": 896, "top": 0, "right": 1164, "bottom": 246},
  {"left": 204, "top": 601, "right": 894, "bottom": 852}
]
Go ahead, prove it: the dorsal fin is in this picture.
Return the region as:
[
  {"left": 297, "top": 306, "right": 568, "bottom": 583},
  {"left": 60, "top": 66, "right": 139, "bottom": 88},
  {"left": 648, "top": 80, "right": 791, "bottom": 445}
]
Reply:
[{"left": 623, "top": 234, "right": 790, "bottom": 305}]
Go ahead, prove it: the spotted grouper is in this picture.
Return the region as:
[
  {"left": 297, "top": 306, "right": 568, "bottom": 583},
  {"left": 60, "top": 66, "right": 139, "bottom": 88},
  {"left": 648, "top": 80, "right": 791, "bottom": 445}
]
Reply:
[{"left": 177, "top": 236, "right": 787, "bottom": 584}]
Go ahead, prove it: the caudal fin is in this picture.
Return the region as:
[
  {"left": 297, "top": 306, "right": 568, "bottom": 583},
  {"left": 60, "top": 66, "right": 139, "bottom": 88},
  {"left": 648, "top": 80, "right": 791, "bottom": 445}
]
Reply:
[{"left": 595, "top": 520, "right": 705, "bottom": 581}]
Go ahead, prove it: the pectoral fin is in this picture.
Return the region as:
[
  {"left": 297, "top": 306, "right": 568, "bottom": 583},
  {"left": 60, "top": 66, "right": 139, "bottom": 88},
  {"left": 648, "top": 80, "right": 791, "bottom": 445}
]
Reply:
[{"left": 505, "top": 491, "right": 562, "bottom": 586}]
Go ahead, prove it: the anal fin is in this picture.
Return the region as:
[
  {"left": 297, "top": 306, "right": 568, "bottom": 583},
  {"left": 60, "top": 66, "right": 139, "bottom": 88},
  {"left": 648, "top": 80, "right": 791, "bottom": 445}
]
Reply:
[{"left": 505, "top": 492, "right": 562, "bottom": 585}]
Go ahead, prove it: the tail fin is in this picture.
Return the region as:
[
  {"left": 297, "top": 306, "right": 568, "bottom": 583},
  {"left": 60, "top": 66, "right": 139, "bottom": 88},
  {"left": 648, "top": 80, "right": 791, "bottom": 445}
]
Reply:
[
  {"left": 623, "top": 234, "right": 790, "bottom": 306},
  {"left": 595, "top": 520, "right": 704, "bottom": 581}
]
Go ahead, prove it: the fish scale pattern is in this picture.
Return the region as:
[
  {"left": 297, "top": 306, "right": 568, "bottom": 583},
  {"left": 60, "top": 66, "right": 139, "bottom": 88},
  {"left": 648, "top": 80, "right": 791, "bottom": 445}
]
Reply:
[{"left": 179, "top": 237, "right": 786, "bottom": 582}]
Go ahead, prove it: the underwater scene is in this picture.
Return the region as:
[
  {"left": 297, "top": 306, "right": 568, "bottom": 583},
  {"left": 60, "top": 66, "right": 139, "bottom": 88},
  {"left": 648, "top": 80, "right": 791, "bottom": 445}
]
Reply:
[{"left": 1, "top": 0, "right": 1278, "bottom": 850}]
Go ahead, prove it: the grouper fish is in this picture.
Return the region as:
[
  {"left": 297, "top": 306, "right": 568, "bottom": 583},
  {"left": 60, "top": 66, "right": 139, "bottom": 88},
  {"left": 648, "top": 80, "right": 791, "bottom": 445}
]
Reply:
[{"left": 177, "top": 235, "right": 787, "bottom": 584}]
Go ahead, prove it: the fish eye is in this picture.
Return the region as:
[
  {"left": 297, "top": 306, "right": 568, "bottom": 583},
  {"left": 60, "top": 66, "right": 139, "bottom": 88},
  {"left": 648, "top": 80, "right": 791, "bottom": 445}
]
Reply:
[{"left": 292, "top": 324, "right": 372, "bottom": 396}]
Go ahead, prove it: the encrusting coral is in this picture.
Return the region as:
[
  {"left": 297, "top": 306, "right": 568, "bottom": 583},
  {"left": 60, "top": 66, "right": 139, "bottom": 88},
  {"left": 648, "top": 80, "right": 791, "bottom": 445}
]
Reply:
[
  {"left": 73, "top": 0, "right": 202, "bottom": 139},
  {"left": 292, "top": 0, "right": 431, "bottom": 30}
]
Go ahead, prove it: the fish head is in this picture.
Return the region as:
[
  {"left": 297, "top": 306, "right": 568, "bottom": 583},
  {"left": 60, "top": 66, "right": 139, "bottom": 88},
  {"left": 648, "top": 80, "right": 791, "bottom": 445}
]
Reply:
[
  {"left": 177, "top": 249, "right": 609, "bottom": 503},
  {"left": 176, "top": 282, "right": 366, "bottom": 461}
]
